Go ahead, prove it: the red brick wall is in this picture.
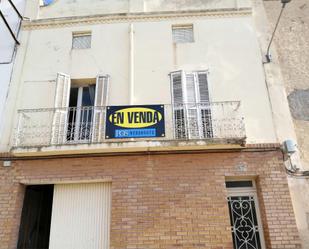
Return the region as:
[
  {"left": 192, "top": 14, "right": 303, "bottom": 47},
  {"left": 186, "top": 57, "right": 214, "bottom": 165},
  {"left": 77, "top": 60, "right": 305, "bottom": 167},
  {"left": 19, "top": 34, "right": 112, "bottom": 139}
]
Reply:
[{"left": 0, "top": 150, "right": 302, "bottom": 249}]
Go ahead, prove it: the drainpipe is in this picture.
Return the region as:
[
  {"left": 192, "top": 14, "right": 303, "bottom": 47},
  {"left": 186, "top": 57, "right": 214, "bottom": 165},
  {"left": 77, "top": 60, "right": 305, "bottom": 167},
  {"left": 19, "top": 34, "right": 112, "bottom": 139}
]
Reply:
[{"left": 129, "top": 23, "right": 135, "bottom": 105}]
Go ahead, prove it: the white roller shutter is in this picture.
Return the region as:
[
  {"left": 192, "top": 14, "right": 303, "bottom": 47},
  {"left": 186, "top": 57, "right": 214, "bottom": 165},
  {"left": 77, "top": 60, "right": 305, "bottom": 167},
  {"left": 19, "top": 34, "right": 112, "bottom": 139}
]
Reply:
[{"left": 49, "top": 182, "right": 111, "bottom": 249}]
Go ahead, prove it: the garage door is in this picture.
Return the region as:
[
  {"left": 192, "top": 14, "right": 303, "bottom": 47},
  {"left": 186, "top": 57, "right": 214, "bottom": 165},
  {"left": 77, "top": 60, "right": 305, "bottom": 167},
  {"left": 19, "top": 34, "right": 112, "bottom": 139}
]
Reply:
[{"left": 48, "top": 182, "right": 111, "bottom": 249}]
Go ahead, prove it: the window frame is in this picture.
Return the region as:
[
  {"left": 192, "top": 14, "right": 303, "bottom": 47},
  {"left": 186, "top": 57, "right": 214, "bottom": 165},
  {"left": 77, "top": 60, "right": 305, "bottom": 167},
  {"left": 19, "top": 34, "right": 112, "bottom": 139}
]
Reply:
[
  {"left": 170, "top": 70, "right": 212, "bottom": 139},
  {"left": 67, "top": 84, "right": 96, "bottom": 142},
  {"left": 72, "top": 31, "right": 92, "bottom": 50},
  {"left": 52, "top": 73, "right": 109, "bottom": 145},
  {"left": 172, "top": 24, "right": 194, "bottom": 43}
]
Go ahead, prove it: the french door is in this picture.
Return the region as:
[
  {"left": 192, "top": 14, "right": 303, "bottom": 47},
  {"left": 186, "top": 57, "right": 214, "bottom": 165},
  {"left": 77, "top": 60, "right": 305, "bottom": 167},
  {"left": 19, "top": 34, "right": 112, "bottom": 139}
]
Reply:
[
  {"left": 67, "top": 85, "right": 95, "bottom": 142},
  {"left": 52, "top": 74, "right": 109, "bottom": 145},
  {"left": 171, "top": 70, "right": 213, "bottom": 139}
]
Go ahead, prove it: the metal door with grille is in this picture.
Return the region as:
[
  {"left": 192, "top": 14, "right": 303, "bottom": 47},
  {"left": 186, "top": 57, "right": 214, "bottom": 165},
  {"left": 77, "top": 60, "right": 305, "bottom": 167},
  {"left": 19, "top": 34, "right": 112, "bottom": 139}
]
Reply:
[{"left": 226, "top": 180, "right": 266, "bottom": 249}]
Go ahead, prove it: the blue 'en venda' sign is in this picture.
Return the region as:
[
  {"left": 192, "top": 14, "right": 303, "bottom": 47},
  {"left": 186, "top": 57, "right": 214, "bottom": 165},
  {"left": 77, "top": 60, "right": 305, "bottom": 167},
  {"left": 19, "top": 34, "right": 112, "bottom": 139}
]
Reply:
[{"left": 105, "top": 105, "right": 165, "bottom": 139}]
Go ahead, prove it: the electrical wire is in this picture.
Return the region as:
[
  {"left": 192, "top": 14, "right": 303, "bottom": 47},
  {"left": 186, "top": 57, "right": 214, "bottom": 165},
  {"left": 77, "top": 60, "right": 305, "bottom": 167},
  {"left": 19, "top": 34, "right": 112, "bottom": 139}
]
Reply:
[{"left": 284, "top": 154, "right": 309, "bottom": 178}]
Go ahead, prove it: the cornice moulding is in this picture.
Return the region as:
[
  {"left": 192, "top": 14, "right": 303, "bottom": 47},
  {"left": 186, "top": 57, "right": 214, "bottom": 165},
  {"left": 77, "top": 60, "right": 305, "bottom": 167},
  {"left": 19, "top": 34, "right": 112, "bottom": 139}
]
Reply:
[{"left": 22, "top": 8, "right": 252, "bottom": 30}]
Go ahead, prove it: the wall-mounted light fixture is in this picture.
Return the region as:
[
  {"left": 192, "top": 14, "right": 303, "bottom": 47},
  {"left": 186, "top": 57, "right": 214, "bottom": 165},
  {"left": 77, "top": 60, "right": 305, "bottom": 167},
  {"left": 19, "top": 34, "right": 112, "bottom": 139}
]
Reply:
[{"left": 265, "top": 0, "right": 292, "bottom": 63}]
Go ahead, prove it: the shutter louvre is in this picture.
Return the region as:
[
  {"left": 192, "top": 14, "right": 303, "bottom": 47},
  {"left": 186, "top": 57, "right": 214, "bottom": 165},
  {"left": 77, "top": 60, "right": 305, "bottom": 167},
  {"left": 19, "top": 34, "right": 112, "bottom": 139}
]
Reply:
[
  {"left": 197, "top": 72, "right": 213, "bottom": 138},
  {"left": 197, "top": 73, "right": 210, "bottom": 103},
  {"left": 172, "top": 26, "right": 194, "bottom": 43},
  {"left": 171, "top": 73, "right": 183, "bottom": 104},
  {"left": 171, "top": 72, "right": 187, "bottom": 138}
]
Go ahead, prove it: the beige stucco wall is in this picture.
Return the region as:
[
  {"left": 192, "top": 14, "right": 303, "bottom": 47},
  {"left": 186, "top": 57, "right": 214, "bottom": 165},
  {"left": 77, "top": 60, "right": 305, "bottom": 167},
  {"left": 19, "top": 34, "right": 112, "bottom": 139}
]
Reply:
[
  {"left": 1, "top": 14, "right": 279, "bottom": 151},
  {"left": 263, "top": 0, "right": 309, "bottom": 247},
  {"left": 1, "top": 0, "right": 307, "bottom": 246}
]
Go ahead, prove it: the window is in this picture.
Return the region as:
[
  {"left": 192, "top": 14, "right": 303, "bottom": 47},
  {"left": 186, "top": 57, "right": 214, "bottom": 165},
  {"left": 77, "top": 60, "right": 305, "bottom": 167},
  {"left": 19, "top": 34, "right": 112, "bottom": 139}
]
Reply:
[
  {"left": 72, "top": 32, "right": 92, "bottom": 49},
  {"left": 226, "top": 180, "right": 266, "bottom": 249},
  {"left": 170, "top": 70, "right": 212, "bottom": 139},
  {"left": 172, "top": 25, "right": 194, "bottom": 43},
  {"left": 67, "top": 83, "right": 96, "bottom": 141},
  {"left": 51, "top": 74, "right": 109, "bottom": 145}
]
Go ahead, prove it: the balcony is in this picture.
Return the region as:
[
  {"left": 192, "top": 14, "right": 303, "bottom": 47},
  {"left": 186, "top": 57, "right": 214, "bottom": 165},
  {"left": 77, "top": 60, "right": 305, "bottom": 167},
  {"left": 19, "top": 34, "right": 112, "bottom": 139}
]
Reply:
[{"left": 13, "top": 102, "right": 245, "bottom": 150}]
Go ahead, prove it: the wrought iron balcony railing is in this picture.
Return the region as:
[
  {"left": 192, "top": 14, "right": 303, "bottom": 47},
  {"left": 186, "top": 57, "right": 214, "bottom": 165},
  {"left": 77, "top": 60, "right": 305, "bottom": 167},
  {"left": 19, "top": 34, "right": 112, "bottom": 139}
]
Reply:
[{"left": 14, "top": 102, "right": 245, "bottom": 148}]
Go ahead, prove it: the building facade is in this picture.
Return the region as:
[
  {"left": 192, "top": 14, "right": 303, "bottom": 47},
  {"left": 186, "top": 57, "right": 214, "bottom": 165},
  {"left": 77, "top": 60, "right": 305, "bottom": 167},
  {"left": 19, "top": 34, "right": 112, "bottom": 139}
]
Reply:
[
  {"left": 264, "top": 0, "right": 309, "bottom": 247},
  {"left": 0, "top": 0, "right": 25, "bottom": 144},
  {"left": 0, "top": 0, "right": 304, "bottom": 249}
]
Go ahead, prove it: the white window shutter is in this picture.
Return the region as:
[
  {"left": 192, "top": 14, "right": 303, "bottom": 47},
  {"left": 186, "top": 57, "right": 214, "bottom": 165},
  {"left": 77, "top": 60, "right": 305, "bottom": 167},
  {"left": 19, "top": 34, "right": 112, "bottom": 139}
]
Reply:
[
  {"left": 51, "top": 73, "right": 71, "bottom": 145},
  {"left": 54, "top": 73, "right": 71, "bottom": 108},
  {"left": 197, "top": 72, "right": 213, "bottom": 138},
  {"left": 92, "top": 75, "right": 109, "bottom": 143},
  {"left": 94, "top": 75, "right": 109, "bottom": 107},
  {"left": 197, "top": 73, "right": 210, "bottom": 103},
  {"left": 171, "top": 72, "right": 183, "bottom": 104},
  {"left": 171, "top": 72, "right": 187, "bottom": 139}
]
